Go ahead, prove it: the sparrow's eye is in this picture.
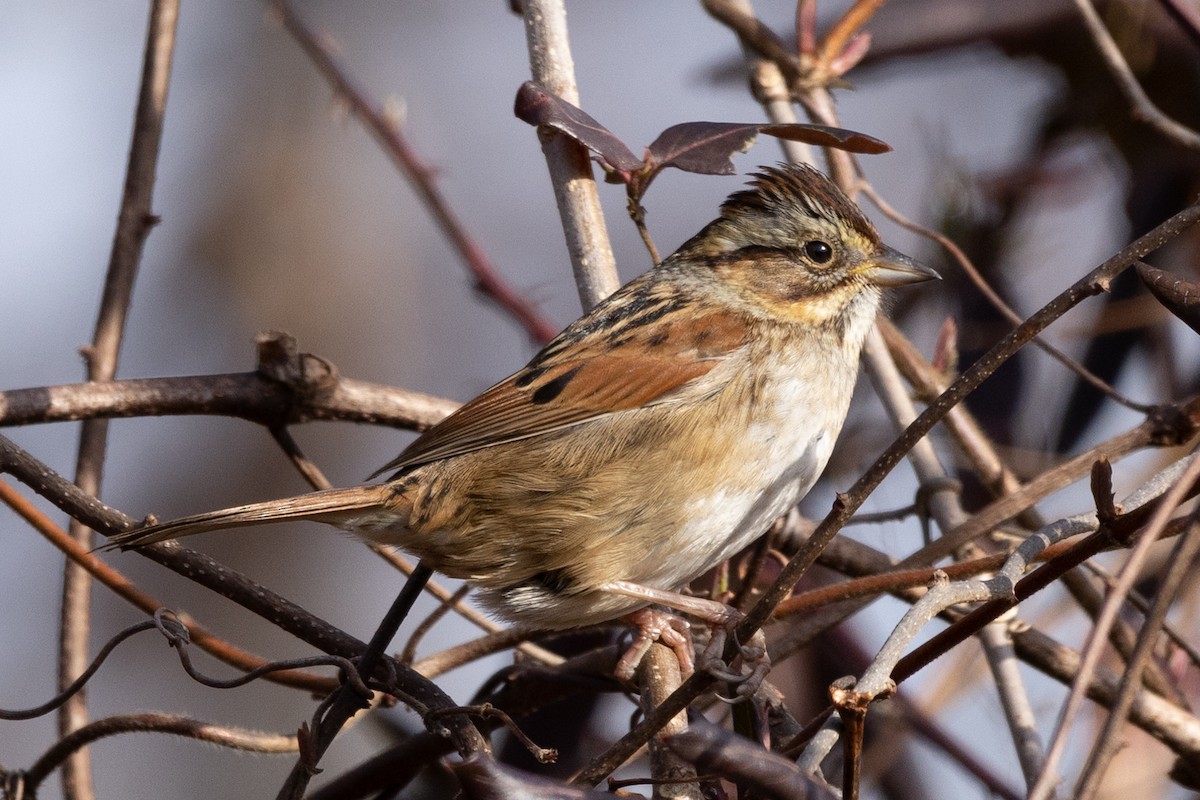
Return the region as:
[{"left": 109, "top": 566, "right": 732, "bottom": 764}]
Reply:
[{"left": 803, "top": 240, "right": 833, "bottom": 264}]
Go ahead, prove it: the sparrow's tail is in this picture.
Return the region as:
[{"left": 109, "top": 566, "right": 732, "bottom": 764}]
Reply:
[{"left": 103, "top": 484, "right": 396, "bottom": 551}]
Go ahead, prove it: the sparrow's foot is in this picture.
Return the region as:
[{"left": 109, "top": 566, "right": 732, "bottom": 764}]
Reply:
[
  {"left": 598, "top": 580, "right": 770, "bottom": 696},
  {"left": 700, "top": 616, "right": 770, "bottom": 698},
  {"left": 615, "top": 606, "right": 694, "bottom": 684}
]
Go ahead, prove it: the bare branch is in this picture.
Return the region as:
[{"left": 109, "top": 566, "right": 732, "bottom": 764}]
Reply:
[
  {"left": 1075, "top": 512, "right": 1200, "bottom": 798},
  {"left": 860, "top": 181, "right": 1154, "bottom": 413},
  {"left": 0, "top": 434, "right": 488, "bottom": 759},
  {"left": 1030, "top": 451, "right": 1200, "bottom": 800},
  {"left": 522, "top": 0, "right": 620, "bottom": 309},
  {"left": 0, "top": 479, "right": 338, "bottom": 695},
  {"left": 23, "top": 713, "right": 298, "bottom": 794},
  {"left": 60, "top": 6, "right": 179, "bottom": 796},
  {"left": 0, "top": 370, "right": 458, "bottom": 431},
  {"left": 270, "top": 0, "right": 559, "bottom": 345},
  {"left": 1071, "top": 0, "right": 1200, "bottom": 150}
]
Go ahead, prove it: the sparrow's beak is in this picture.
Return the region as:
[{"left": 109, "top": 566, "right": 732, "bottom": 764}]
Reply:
[{"left": 859, "top": 244, "right": 941, "bottom": 287}]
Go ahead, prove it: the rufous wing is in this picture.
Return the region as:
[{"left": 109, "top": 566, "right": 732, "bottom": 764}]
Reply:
[{"left": 372, "top": 301, "right": 747, "bottom": 478}]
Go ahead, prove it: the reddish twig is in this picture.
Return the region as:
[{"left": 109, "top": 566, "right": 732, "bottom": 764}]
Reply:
[
  {"left": 270, "top": 1, "right": 558, "bottom": 345},
  {"left": 0, "top": 479, "right": 338, "bottom": 695}
]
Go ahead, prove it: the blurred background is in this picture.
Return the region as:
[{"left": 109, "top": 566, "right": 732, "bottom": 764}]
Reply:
[{"left": 3, "top": 1, "right": 1199, "bottom": 797}]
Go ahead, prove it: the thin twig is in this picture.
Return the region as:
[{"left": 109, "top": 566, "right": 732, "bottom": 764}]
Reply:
[
  {"left": 23, "top": 712, "right": 298, "bottom": 794},
  {"left": 980, "top": 620, "right": 1054, "bottom": 796},
  {"left": 413, "top": 626, "right": 563, "bottom": 679},
  {"left": 270, "top": 0, "right": 558, "bottom": 345},
  {"left": 1082, "top": 558, "right": 1200, "bottom": 671},
  {"left": 274, "top": 563, "right": 438, "bottom": 800},
  {"left": 1071, "top": 0, "right": 1200, "bottom": 150},
  {"left": 369, "top": 547, "right": 562, "bottom": 666},
  {"left": 59, "top": 5, "right": 179, "bottom": 797},
  {"left": 1074, "top": 511, "right": 1200, "bottom": 798},
  {"left": 817, "top": 0, "right": 886, "bottom": 70},
  {"left": 429, "top": 703, "right": 558, "bottom": 764},
  {"left": 269, "top": 425, "right": 334, "bottom": 490},
  {"left": 522, "top": 0, "right": 621, "bottom": 309},
  {"left": 701, "top": 0, "right": 802, "bottom": 86},
  {"left": 153, "top": 609, "right": 369, "bottom": 695},
  {"left": 401, "top": 584, "right": 471, "bottom": 665},
  {"left": 892, "top": 418, "right": 1159, "bottom": 567},
  {"left": 0, "top": 479, "right": 338, "bottom": 694},
  {"left": 1030, "top": 450, "right": 1200, "bottom": 800},
  {"left": 0, "top": 433, "right": 488, "bottom": 758},
  {"left": 860, "top": 181, "right": 1153, "bottom": 413},
  {"left": 0, "top": 620, "right": 158, "bottom": 721},
  {"left": 1010, "top": 625, "right": 1200, "bottom": 770}
]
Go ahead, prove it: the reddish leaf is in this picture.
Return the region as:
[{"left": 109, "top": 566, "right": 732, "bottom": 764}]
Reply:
[
  {"left": 1137, "top": 263, "right": 1200, "bottom": 335},
  {"left": 646, "top": 122, "right": 764, "bottom": 176},
  {"left": 513, "top": 82, "right": 642, "bottom": 173},
  {"left": 646, "top": 121, "right": 890, "bottom": 178},
  {"left": 759, "top": 123, "right": 890, "bottom": 154}
]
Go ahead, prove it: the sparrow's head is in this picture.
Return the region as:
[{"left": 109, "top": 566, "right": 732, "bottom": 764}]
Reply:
[{"left": 676, "top": 163, "right": 938, "bottom": 329}]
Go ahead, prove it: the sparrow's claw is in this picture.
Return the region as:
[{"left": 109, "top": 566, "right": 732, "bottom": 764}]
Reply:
[
  {"left": 616, "top": 607, "right": 695, "bottom": 683},
  {"left": 701, "top": 616, "right": 771, "bottom": 698},
  {"left": 600, "top": 581, "right": 771, "bottom": 693}
]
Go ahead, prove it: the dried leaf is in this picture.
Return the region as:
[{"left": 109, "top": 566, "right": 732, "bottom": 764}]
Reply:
[
  {"left": 646, "top": 121, "right": 890, "bottom": 178},
  {"left": 647, "top": 122, "right": 763, "bottom": 176},
  {"left": 1137, "top": 263, "right": 1200, "bottom": 336},
  {"left": 759, "top": 122, "right": 890, "bottom": 154},
  {"left": 513, "top": 82, "right": 642, "bottom": 173}
]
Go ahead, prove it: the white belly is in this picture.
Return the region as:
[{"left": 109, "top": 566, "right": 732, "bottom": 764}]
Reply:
[{"left": 632, "top": 368, "right": 846, "bottom": 590}]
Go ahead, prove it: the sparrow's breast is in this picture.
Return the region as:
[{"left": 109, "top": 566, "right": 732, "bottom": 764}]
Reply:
[{"left": 628, "top": 341, "right": 858, "bottom": 590}]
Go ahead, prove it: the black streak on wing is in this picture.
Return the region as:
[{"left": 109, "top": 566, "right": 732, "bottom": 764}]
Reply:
[{"left": 531, "top": 366, "right": 582, "bottom": 405}]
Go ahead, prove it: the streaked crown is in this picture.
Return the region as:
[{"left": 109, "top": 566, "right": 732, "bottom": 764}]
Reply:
[{"left": 681, "top": 163, "right": 880, "bottom": 255}]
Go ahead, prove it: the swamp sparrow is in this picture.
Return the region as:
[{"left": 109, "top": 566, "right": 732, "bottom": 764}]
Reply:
[{"left": 110, "top": 164, "right": 937, "bottom": 682}]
